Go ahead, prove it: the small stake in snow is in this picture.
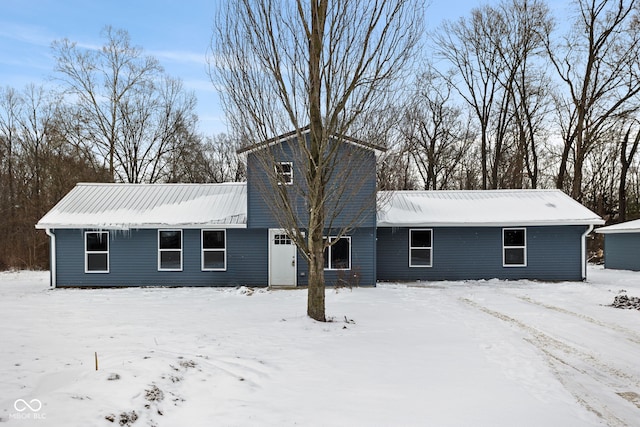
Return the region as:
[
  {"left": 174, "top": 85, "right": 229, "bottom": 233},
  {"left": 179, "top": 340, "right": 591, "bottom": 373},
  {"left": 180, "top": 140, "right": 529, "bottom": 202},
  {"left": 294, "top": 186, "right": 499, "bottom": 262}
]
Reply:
[{"left": 95, "top": 352, "right": 99, "bottom": 371}]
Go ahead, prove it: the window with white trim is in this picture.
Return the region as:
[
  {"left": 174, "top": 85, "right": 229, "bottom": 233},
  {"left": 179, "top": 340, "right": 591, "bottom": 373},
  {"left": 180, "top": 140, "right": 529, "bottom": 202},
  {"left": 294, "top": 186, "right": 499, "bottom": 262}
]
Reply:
[
  {"left": 275, "top": 162, "right": 293, "bottom": 185},
  {"left": 158, "top": 230, "right": 182, "bottom": 271},
  {"left": 409, "top": 229, "right": 432, "bottom": 267},
  {"left": 85, "top": 231, "right": 109, "bottom": 273},
  {"left": 323, "top": 236, "right": 351, "bottom": 270},
  {"left": 503, "top": 228, "right": 526, "bottom": 267},
  {"left": 202, "top": 230, "right": 226, "bottom": 271}
]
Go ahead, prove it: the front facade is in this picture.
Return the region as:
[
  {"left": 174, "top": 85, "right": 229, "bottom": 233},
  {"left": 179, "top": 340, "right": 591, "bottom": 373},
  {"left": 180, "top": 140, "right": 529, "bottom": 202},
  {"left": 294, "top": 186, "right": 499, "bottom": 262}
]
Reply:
[
  {"left": 36, "top": 183, "right": 269, "bottom": 287},
  {"left": 53, "top": 227, "right": 268, "bottom": 287},
  {"left": 240, "top": 131, "right": 379, "bottom": 287},
  {"left": 376, "top": 190, "right": 603, "bottom": 282},
  {"left": 36, "top": 130, "right": 604, "bottom": 287},
  {"left": 377, "top": 225, "right": 591, "bottom": 282},
  {"left": 596, "top": 219, "right": 640, "bottom": 271}
]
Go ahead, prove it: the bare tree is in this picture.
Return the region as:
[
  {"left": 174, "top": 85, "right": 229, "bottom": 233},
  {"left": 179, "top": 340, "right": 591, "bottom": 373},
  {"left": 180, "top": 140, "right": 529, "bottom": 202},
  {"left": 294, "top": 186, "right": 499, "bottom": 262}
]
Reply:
[
  {"left": 0, "top": 84, "right": 109, "bottom": 269},
  {"left": 435, "top": 6, "right": 505, "bottom": 189},
  {"left": 201, "top": 133, "right": 246, "bottom": 183},
  {"left": 209, "top": 0, "right": 422, "bottom": 321},
  {"left": 401, "top": 67, "right": 474, "bottom": 190},
  {"left": 615, "top": 120, "right": 640, "bottom": 221},
  {"left": 377, "top": 144, "right": 418, "bottom": 190},
  {"left": 0, "top": 87, "right": 21, "bottom": 232},
  {"left": 52, "top": 26, "right": 198, "bottom": 183},
  {"left": 0, "top": 87, "right": 22, "bottom": 268},
  {"left": 435, "top": 0, "right": 552, "bottom": 190},
  {"left": 546, "top": 0, "right": 640, "bottom": 201},
  {"left": 583, "top": 126, "right": 620, "bottom": 218},
  {"left": 498, "top": 0, "right": 553, "bottom": 189},
  {"left": 166, "top": 133, "right": 246, "bottom": 183}
]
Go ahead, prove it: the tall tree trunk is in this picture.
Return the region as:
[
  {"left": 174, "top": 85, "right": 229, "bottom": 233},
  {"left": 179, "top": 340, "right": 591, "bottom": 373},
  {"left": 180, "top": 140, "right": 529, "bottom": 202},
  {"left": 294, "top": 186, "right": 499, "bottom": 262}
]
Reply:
[
  {"left": 571, "top": 152, "right": 584, "bottom": 201},
  {"left": 307, "top": 208, "right": 326, "bottom": 321},
  {"left": 306, "top": 0, "right": 327, "bottom": 322},
  {"left": 481, "top": 123, "right": 488, "bottom": 190},
  {"left": 571, "top": 125, "right": 585, "bottom": 201},
  {"left": 556, "top": 138, "right": 572, "bottom": 191},
  {"left": 619, "top": 127, "right": 640, "bottom": 222}
]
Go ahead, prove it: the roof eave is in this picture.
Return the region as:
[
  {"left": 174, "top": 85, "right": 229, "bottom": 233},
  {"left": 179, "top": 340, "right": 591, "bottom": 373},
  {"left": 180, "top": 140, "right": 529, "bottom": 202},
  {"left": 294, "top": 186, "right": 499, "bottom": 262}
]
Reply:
[
  {"left": 376, "top": 219, "right": 605, "bottom": 227},
  {"left": 595, "top": 228, "right": 640, "bottom": 234},
  {"left": 36, "top": 223, "right": 247, "bottom": 230},
  {"left": 237, "top": 127, "right": 386, "bottom": 155}
]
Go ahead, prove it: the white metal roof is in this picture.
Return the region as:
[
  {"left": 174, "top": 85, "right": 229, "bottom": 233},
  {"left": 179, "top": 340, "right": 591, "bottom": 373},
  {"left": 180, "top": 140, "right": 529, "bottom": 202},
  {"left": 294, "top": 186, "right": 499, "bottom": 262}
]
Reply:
[
  {"left": 377, "top": 189, "right": 604, "bottom": 227},
  {"left": 595, "top": 218, "right": 640, "bottom": 234},
  {"left": 36, "top": 183, "right": 247, "bottom": 230},
  {"left": 37, "top": 185, "right": 603, "bottom": 231}
]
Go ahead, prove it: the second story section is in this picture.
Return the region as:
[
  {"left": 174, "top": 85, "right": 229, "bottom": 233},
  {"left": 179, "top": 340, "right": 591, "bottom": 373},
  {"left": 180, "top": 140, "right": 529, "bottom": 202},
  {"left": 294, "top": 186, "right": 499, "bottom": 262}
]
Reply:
[{"left": 238, "top": 128, "right": 384, "bottom": 230}]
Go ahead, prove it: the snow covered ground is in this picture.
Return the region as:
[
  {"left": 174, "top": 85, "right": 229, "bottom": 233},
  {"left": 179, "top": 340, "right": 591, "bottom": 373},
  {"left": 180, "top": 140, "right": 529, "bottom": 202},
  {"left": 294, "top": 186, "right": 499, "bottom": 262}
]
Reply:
[{"left": 1, "top": 267, "right": 639, "bottom": 427}]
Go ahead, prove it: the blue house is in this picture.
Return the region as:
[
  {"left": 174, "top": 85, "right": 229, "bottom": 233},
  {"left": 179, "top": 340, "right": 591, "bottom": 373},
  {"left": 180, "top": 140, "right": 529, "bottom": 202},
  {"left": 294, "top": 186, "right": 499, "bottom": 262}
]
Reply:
[
  {"left": 595, "top": 219, "right": 640, "bottom": 271},
  {"left": 36, "top": 129, "right": 604, "bottom": 287},
  {"left": 377, "top": 190, "right": 603, "bottom": 281}
]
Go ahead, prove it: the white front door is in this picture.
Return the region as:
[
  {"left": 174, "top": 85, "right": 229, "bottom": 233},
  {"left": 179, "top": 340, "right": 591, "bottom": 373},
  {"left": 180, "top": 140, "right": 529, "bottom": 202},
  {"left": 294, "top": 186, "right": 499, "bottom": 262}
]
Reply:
[{"left": 269, "top": 229, "right": 297, "bottom": 287}]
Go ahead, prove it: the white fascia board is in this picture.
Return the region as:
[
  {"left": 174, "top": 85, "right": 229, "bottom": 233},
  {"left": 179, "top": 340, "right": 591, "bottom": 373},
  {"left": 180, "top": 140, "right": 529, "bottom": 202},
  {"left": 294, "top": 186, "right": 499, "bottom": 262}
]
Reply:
[
  {"left": 595, "top": 228, "right": 640, "bottom": 234},
  {"left": 35, "top": 223, "right": 247, "bottom": 230},
  {"left": 376, "top": 220, "right": 604, "bottom": 227}
]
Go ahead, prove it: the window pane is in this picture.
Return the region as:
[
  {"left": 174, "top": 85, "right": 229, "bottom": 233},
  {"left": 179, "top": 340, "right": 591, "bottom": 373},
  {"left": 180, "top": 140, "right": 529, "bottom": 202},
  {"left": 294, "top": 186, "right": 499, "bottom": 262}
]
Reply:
[
  {"left": 504, "top": 229, "right": 525, "bottom": 246},
  {"left": 411, "top": 230, "right": 432, "bottom": 248},
  {"left": 160, "top": 231, "right": 181, "bottom": 249},
  {"left": 203, "top": 231, "right": 225, "bottom": 249},
  {"left": 204, "top": 251, "right": 225, "bottom": 269},
  {"left": 411, "top": 249, "right": 431, "bottom": 266},
  {"left": 274, "top": 234, "right": 292, "bottom": 245},
  {"left": 278, "top": 162, "right": 291, "bottom": 174},
  {"left": 504, "top": 248, "right": 525, "bottom": 265},
  {"left": 86, "top": 232, "right": 108, "bottom": 251},
  {"left": 87, "top": 253, "right": 108, "bottom": 271},
  {"left": 160, "top": 251, "right": 181, "bottom": 269},
  {"left": 275, "top": 162, "right": 292, "bottom": 184},
  {"left": 331, "top": 238, "right": 350, "bottom": 269}
]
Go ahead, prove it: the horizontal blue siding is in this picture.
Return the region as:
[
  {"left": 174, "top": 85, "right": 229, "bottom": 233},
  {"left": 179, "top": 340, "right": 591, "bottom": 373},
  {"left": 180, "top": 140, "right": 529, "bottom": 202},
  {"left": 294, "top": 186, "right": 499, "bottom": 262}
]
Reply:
[
  {"left": 52, "top": 227, "right": 376, "bottom": 287},
  {"left": 295, "top": 227, "right": 376, "bottom": 287},
  {"left": 54, "top": 228, "right": 268, "bottom": 287},
  {"left": 377, "top": 226, "right": 588, "bottom": 282},
  {"left": 604, "top": 234, "right": 640, "bottom": 271},
  {"left": 52, "top": 225, "right": 588, "bottom": 286},
  {"left": 247, "top": 138, "right": 377, "bottom": 229}
]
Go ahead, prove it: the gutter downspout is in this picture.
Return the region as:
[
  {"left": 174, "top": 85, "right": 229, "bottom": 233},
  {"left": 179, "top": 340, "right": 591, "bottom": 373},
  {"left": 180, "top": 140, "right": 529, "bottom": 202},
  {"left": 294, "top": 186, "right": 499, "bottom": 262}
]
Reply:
[
  {"left": 581, "top": 224, "right": 594, "bottom": 281},
  {"left": 45, "top": 228, "right": 56, "bottom": 288}
]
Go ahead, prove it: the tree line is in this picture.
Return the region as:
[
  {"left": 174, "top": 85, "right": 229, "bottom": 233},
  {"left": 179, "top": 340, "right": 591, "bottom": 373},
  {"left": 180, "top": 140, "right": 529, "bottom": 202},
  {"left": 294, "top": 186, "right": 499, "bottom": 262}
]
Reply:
[
  {"left": 0, "top": 27, "right": 244, "bottom": 269},
  {"left": 376, "top": 0, "right": 640, "bottom": 227},
  {"left": 2, "top": 0, "right": 640, "bottom": 270}
]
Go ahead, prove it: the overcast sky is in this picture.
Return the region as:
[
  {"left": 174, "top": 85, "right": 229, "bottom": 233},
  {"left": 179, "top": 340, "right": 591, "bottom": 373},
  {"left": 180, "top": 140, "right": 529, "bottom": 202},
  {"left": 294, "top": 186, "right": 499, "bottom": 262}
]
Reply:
[{"left": 1, "top": 0, "right": 569, "bottom": 136}]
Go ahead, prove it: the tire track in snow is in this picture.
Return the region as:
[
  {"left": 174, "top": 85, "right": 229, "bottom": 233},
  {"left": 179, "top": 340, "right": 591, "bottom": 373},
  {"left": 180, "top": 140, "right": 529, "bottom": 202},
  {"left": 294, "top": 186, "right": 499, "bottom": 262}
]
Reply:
[
  {"left": 461, "top": 297, "right": 640, "bottom": 427},
  {"left": 515, "top": 295, "right": 640, "bottom": 346}
]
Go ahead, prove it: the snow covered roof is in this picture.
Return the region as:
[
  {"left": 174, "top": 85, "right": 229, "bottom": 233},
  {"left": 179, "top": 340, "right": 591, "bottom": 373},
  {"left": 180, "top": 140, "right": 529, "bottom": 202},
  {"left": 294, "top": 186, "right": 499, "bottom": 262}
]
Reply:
[
  {"left": 377, "top": 189, "right": 604, "bottom": 227},
  {"left": 37, "top": 184, "right": 604, "bottom": 231},
  {"left": 36, "top": 183, "right": 247, "bottom": 230},
  {"left": 595, "top": 218, "right": 640, "bottom": 234}
]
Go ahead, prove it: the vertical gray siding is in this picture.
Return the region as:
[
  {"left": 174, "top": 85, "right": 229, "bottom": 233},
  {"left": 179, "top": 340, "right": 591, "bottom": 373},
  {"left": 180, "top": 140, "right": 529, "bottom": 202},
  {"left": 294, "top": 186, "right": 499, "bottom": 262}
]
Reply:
[
  {"left": 377, "top": 225, "right": 588, "bottom": 281},
  {"left": 54, "top": 228, "right": 268, "bottom": 287},
  {"left": 604, "top": 234, "right": 640, "bottom": 271}
]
